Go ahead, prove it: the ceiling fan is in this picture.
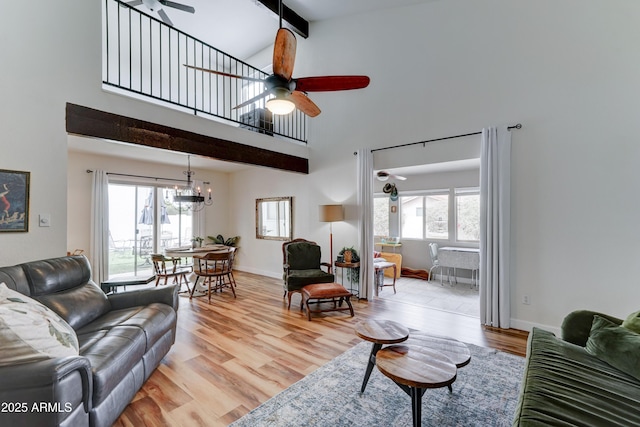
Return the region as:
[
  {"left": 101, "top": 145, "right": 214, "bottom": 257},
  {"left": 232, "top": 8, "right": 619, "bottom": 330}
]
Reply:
[
  {"left": 183, "top": 1, "right": 370, "bottom": 117},
  {"left": 124, "top": 0, "right": 195, "bottom": 27},
  {"left": 376, "top": 171, "right": 407, "bottom": 181}
]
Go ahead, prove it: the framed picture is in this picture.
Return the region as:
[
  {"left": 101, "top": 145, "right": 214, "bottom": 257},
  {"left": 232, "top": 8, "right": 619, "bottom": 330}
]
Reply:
[{"left": 0, "top": 169, "right": 30, "bottom": 232}]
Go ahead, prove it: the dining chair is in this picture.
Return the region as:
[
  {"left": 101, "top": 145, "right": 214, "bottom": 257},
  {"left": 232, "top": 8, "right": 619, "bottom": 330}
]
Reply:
[
  {"left": 191, "top": 250, "right": 236, "bottom": 302},
  {"left": 428, "top": 243, "right": 445, "bottom": 284},
  {"left": 151, "top": 254, "right": 192, "bottom": 293}
]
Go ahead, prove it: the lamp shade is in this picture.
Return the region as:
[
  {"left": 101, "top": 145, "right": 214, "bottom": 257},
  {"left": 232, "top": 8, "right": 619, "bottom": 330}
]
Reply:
[
  {"left": 266, "top": 98, "right": 295, "bottom": 115},
  {"left": 319, "top": 204, "right": 344, "bottom": 222}
]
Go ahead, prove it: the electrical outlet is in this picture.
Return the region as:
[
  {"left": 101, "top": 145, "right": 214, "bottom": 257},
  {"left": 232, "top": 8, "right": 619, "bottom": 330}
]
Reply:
[{"left": 522, "top": 295, "right": 530, "bottom": 305}]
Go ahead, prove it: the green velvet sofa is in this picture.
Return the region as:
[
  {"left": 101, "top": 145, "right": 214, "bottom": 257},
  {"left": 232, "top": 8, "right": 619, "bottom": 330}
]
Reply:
[{"left": 513, "top": 310, "right": 640, "bottom": 426}]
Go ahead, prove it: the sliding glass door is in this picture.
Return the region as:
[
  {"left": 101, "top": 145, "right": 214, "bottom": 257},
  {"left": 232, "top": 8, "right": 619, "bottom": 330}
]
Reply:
[{"left": 107, "top": 183, "right": 192, "bottom": 279}]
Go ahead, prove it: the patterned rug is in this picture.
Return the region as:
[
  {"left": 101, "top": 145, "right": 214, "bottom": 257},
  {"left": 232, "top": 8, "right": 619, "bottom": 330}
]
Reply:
[{"left": 230, "top": 340, "right": 525, "bottom": 427}]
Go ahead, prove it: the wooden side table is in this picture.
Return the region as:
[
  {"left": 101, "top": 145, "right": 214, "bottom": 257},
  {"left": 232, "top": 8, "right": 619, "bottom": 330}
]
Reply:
[
  {"left": 355, "top": 319, "right": 409, "bottom": 393},
  {"left": 100, "top": 275, "right": 155, "bottom": 294},
  {"left": 334, "top": 261, "right": 360, "bottom": 297}
]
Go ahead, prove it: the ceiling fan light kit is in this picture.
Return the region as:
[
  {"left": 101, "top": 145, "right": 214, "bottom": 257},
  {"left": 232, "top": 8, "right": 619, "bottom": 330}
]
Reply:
[
  {"left": 266, "top": 97, "right": 295, "bottom": 115},
  {"left": 182, "top": 0, "right": 370, "bottom": 118}
]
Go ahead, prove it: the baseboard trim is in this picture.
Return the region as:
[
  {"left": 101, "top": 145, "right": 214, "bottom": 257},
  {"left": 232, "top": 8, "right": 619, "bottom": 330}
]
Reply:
[
  {"left": 509, "top": 318, "right": 561, "bottom": 336},
  {"left": 234, "top": 265, "right": 281, "bottom": 280}
]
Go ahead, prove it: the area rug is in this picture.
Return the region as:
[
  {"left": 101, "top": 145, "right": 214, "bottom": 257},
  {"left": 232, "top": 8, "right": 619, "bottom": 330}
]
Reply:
[{"left": 230, "top": 341, "right": 525, "bottom": 427}]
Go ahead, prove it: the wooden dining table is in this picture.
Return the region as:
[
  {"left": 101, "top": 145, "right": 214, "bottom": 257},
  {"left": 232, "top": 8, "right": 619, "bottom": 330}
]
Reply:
[
  {"left": 163, "top": 244, "right": 230, "bottom": 258},
  {"left": 163, "top": 245, "right": 232, "bottom": 294}
]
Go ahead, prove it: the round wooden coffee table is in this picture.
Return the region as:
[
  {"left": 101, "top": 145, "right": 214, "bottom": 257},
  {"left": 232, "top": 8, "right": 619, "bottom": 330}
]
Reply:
[
  {"left": 354, "top": 319, "right": 410, "bottom": 393},
  {"left": 405, "top": 332, "right": 471, "bottom": 369},
  {"left": 377, "top": 345, "right": 458, "bottom": 427}
]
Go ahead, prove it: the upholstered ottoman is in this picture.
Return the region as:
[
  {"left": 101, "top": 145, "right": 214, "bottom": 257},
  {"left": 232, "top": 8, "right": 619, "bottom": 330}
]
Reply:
[{"left": 301, "top": 283, "right": 354, "bottom": 321}]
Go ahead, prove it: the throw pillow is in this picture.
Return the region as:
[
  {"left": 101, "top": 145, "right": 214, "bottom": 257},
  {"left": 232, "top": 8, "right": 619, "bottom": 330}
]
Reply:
[
  {"left": 586, "top": 315, "right": 640, "bottom": 381},
  {"left": 0, "top": 282, "right": 79, "bottom": 367},
  {"left": 622, "top": 309, "right": 640, "bottom": 334}
]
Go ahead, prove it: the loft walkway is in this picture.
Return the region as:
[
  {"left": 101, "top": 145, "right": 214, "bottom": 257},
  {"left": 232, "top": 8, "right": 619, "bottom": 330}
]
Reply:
[{"left": 103, "top": 0, "right": 307, "bottom": 143}]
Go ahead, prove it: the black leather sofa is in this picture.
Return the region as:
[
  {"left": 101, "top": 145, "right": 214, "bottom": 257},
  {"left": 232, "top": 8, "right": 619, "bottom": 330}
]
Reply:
[{"left": 0, "top": 255, "right": 179, "bottom": 427}]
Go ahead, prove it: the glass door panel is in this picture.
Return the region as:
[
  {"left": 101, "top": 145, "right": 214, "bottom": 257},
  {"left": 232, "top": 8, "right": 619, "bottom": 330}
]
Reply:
[{"left": 108, "top": 184, "right": 155, "bottom": 279}]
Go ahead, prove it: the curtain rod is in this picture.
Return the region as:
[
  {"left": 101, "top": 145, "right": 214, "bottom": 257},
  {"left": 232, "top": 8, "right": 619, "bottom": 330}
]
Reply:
[
  {"left": 86, "top": 170, "right": 189, "bottom": 183},
  {"left": 369, "top": 123, "right": 522, "bottom": 154}
]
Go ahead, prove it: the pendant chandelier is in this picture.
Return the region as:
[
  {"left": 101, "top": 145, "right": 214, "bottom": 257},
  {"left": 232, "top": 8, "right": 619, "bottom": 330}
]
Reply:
[{"left": 173, "top": 155, "right": 212, "bottom": 211}]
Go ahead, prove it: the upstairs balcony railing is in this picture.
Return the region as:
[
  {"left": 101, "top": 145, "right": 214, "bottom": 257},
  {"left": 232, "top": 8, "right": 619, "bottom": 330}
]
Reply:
[{"left": 102, "top": 0, "right": 307, "bottom": 143}]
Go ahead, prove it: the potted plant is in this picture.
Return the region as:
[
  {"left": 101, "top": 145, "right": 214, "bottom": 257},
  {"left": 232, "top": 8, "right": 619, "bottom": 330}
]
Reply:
[
  {"left": 207, "top": 234, "right": 240, "bottom": 247},
  {"left": 191, "top": 236, "right": 204, "bottom": 248},
  {"left": 338, "top": 247, "right": 360, "bottom": 284}
]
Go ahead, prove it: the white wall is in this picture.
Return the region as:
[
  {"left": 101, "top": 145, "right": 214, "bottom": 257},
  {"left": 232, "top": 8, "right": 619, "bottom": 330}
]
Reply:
[
  {"left": 229, "top": 166, "right": 359, "bottom": 278},
  {"left": 289, "top": 0, "right": 640, "bottom": 330},
  {"left": 67, "top": 150, "right": 231, "bottom": 256},
  {"left": 3, "top": 0, "right": 640, "bottom": 333},
  {"left": 0, "top": 0, "right": 306, "bottom": 266}
]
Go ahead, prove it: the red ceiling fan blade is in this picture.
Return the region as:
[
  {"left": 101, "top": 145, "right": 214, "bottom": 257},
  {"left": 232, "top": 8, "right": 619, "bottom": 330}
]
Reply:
[
  {"left": 183, "top": 64, "right": 265, "bottom": 83},
  {"left": 294, "top": 75, "right": 370, "bottom": 92},
  {"left": 232, "top": 91, "right": 270, "bottom": 110},
  {"left": 273, "top": 28, "right": 296, "bottom": 81},
  {"left": 289, "top": 91, "right": 321, "bottom": 117}
]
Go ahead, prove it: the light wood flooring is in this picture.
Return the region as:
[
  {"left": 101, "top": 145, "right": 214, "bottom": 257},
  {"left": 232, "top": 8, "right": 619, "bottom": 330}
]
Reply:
[{"left": 114, "top": 271, "right": 528, "bottom": 426}]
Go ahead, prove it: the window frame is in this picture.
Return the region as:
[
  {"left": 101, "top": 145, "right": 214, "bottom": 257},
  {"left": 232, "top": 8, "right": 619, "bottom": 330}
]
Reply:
[
  {"left": 373, "top": 194, "right": 391, "bottom": 238},
  {"left": 393, "top": 187, "right": 480, "bottom": 245},
  {"left": 454, "top": 187, "right": 480, "bottom": 243},
  {"left": 399, "top": 189, "right": 450, "bottom": 241}
]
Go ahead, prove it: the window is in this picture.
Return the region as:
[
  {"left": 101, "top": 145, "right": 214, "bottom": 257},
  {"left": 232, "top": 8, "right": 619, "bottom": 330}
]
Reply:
[
  {"left": 240, "top": 66, "right": 271, "bottom": 113},
  {"left": 400, "top": 193, "right": 450, "bottom": 239},
  {"left": 373, "top": 196, "right": 390, "bottom": 237},
  {"left": 400, "top": 196, "right": 424, "bottom": 238},
  {"left": 455, "top": 188, "right": 480, "bottom": 242},
  {"left": 425, "top": 194, "right": 449, "bottom": 239},
  {"left": 385, "top": 187, "right": 480, "bottom": 243},
  {"left": 108, "top": 183, "right": 192, "bottom": 279}
]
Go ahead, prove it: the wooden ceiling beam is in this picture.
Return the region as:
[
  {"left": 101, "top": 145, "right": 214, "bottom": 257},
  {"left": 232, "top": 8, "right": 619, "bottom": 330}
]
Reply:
[
  {"left": 65, "top": 103, "right": 309, "bottom": 174},
  {"left": 255, "top": 0, "right": 309, "bottom": 39}
]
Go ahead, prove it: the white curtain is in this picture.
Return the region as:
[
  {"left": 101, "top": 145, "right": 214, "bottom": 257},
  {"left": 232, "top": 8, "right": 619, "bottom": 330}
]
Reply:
[
  {"left": 90, "top": 170, "right": 109, "bottom": 284},
  {"left": 479, "top": 126, "right": 511, "bottom": 328},
  {"left": 357, "top": 149, "right": 375, "bottom": 299},
  {"left": 192, "top": 179, "right": 206, "bottom": 241}
]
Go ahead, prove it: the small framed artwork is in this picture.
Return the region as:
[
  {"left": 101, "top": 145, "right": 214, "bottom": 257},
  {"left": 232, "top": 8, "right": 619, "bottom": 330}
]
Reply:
[{"left": 0, "top": 169, "right": 30, "bottom": 232}]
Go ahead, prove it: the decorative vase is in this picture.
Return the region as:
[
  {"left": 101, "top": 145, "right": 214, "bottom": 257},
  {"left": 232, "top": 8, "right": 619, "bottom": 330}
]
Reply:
[{"left": 344, "top": 250, "right": 352, "bottom": 263}]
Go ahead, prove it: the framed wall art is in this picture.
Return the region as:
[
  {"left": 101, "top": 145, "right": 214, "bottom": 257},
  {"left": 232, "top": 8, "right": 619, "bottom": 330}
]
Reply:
[{"left": 0, "top": 169, "right": 30, "bottom": 232}]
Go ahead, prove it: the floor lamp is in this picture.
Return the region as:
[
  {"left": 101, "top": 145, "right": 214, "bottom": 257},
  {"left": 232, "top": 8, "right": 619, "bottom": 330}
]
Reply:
[{"left": 319, "top": 204, "right": 344, "bottom": 264}]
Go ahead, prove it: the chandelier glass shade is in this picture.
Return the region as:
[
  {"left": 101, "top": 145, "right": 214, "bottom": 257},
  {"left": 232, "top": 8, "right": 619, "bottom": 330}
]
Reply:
[
  {"left": 266, "top": 89, "right": 295, "bottom": 115},
  {"left": 173, "top": 155, "right": 212, "bottom": 211}
]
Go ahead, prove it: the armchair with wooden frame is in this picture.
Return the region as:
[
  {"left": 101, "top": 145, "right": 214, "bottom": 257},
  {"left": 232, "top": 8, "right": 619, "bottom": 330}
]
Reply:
[{"left": 282, "top": 238, "right": 335, "bottom": 309}]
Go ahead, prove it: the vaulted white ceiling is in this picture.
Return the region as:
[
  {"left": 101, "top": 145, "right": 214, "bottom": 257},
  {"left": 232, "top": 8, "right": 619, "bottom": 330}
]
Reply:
[{"left": 136, "top": 0, "right": 437, "bottom": 59}]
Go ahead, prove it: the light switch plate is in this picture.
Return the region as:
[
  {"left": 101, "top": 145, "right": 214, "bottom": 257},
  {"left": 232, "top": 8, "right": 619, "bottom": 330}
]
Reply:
[{"left": 39, "top": 214, "right": 51, "bottom": 227}]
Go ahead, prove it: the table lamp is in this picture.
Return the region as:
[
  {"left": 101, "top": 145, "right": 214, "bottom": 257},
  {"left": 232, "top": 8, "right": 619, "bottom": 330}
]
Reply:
[{"left": 319, "top": 204, "right": 344, "bottom": 263}]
